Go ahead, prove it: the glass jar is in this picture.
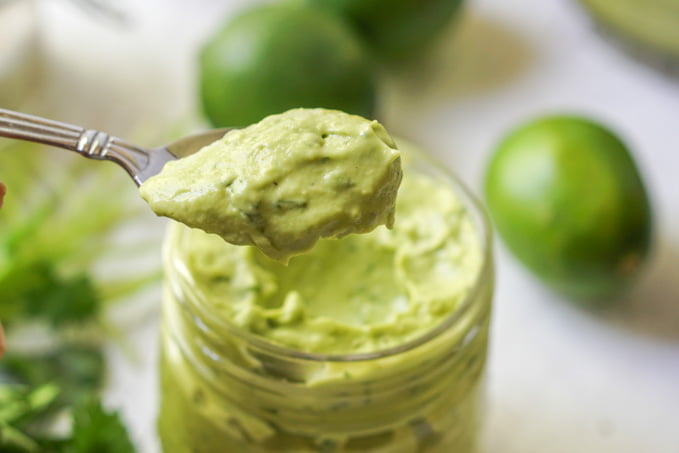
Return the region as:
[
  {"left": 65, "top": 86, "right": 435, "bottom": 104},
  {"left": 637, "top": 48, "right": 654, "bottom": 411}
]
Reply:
[
  {"left": 578, "top": 0, "right": 679, "bottom": 67},
  {"left": 156, "top": 144, "right": 494, "bottom": 453}
]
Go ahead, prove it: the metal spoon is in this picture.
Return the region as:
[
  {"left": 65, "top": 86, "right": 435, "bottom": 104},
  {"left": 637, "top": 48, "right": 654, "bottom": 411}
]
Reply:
[{"left": 0, "top": 108, "right": 228, "bottom": 185}]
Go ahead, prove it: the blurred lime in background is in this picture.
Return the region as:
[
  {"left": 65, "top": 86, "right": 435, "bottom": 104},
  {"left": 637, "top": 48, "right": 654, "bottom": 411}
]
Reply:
[
  {"left": 484, "top": 115, "right": 653, "bottom": 302},
  {"left": 578, "top": 0, "right": 679, "bottom": 64},
  {"left": 199, "top": 3, "right": 377, "bottom": 128},
  {"left": 310, "top": 0, "right": 465, "bottom": 61}
]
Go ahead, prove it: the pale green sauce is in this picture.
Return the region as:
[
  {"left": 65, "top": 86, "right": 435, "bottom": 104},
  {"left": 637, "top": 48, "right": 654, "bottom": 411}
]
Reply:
[
  {"left": 148, "top": 108, "right": 486, "bottom": 451},
  {"left": 140, "top": 108, "right": 402, "bottom": 261},
  {"left": 157, "top": 142, "right": 488, "bottom": 453},
  {"left": 179, "top": 166, "right": 482, "bottom": 354}
]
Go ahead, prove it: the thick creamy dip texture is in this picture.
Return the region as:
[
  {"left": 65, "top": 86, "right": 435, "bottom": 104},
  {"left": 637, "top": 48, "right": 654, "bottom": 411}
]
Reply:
[
  {"left": 158, "top": 145, "right": 491, "bottom": 453},
  {"left": 177, "top": 162, "right": 482, "bottom": 355},
  {"left": 140, "top": 108, "right": 402, "bottom": 261}
]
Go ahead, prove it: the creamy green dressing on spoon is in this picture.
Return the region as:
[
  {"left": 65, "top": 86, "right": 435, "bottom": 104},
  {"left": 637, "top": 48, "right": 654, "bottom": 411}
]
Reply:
[{"left": 139, "top": 108, "right": 402, "bottom": 261}]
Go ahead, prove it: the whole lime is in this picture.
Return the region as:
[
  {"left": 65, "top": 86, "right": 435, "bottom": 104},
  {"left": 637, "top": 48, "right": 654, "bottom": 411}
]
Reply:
[
  {"left": 199, "top": 3, "right": 377, "bottom": 128},
  {"left": 484, "top": 115, "right": 652, "bottom": 301},
  {"left": 310, "top": 0, "right": 465, "bottom": 61}
]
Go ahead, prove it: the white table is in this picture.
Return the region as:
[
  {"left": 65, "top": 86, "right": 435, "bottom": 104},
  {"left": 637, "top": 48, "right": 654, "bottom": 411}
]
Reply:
[{"left": 15, "top": 0, "right": 679, "bottom": 451}]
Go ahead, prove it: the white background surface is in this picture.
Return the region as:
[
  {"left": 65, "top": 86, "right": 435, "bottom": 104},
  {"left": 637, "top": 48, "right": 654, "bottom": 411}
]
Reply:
[{"left": 5, "top": 0, "right": 679, "bottom": 452}]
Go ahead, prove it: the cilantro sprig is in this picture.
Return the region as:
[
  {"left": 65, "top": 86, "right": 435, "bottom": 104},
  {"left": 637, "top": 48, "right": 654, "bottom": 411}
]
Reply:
[
  {"left": 0, "top": 344, "right": 135, "bottom": 453},
  {"left": 0, "top": 140, "right": 160, "bottom": 329},
  {"left": 0, "top": 139, "right": 160, "bottom": 452}
]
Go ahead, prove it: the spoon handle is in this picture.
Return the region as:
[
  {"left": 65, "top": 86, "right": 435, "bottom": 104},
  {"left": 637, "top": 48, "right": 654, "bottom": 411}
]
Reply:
[
  {"left": 0, "top": 108, "right": 86, "bottom": 151},
  {"left": 0, "top": 108, "right": 150, "bottom": 184}
]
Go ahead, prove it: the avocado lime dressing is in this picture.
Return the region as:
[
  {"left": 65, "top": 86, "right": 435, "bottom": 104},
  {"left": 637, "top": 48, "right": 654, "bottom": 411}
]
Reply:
[
  {"left": 179, "top": 169, "right": 482, "bottom": 354},
  {"left": 140, "top": 108, "right": 402, "bottom": 261},
  {"left": 157, "top": 139, "right": 493, "bottom": 452}
]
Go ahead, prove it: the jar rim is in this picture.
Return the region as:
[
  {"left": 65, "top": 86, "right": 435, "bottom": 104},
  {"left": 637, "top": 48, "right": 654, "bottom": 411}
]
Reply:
[{"left": 166, "top": 142, "right": 493, "bottom": 363}]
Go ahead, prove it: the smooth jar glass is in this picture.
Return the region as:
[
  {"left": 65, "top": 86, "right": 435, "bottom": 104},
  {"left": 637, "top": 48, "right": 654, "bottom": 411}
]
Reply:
[
  {"left": 578, "top": 0, "right": 679, "bottom": 66},
  {"left": 156, "top": 145, "right": 494, "bottom": 453}
]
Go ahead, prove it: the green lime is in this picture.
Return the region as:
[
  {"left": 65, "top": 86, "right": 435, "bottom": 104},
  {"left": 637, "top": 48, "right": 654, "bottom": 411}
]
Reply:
[
  {"left": 484, "top": 115, "right": 652, "bottom": 301},
  {"left": 199, "top": 3, "right": 377, "bottom": 128},
  {"left": 309, "top": 0, "right": 465, "bottom": 61}
]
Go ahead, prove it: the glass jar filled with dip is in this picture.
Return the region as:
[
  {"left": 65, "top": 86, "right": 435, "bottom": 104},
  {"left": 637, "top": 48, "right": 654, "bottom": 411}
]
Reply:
[
  {"left": 577, "top": 0, "right": 679, "bottom": 68},
  {"left": 156, "top": 141, "right": 494, "bottom": 453}
]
